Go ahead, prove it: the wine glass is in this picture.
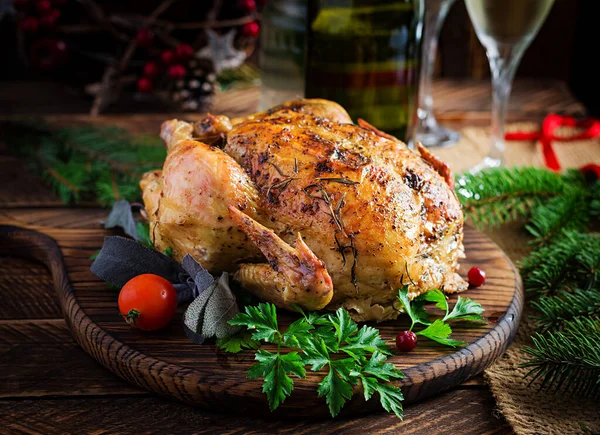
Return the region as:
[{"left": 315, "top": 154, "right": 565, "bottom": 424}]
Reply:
[
  {"left": 415, "top": 0, "right": 460, "bottom": 148},
  {"left": 465, "top": 0, "right": 555, "bottom": 172}
]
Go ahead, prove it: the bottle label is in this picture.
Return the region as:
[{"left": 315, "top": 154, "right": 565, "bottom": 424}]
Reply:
[{"left": 305, "top": 2, "right": 422, "bottom": 140}]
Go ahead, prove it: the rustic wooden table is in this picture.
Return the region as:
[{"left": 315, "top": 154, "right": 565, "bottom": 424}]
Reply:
[{"left": 0, "top": 80, "right": 585, "bottom": 434}]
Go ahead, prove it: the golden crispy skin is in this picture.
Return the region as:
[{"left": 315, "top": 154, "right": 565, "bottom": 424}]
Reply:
[{"left": 142, "top": 99, "right": 467, "bottom": 321}]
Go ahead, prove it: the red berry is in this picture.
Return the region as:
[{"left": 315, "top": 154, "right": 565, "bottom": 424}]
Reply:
[
  {"left": 161, "top": 49, "right": 175, "bottom": 64},
  {"left": 395, "top": 331, "right": 417, "bottom": 352},
  {"left": 168, "top": 64, "right": 186, "bottom": 80},
  {"left": 20, "top": 16, "right": 39, "bottom": 33},
  {"left": 135, "top": 28, "right": 154, "bottom": 47},
  {"left": 175, "top": 43, "right": 194, "bottom": 60},
  {"left": 137, "top": 77, "right": 153, "bottom": 93},
  {"left": 239, "top": 0, "right": 256, "bottom": 12},
  {"left": 36, "top": 0, "right": 52, "bottom": 13},
  {"left": 39, "top": 9, "right": 60, "bottom": 27},
  {"left": 143, "top": 62, "right": 159, "bottom": 78},
  {"left": 242, "top": 21, "right": 260, "bottom": 37},
  {"left": 468, "top": 267, "right": 486, "bottom": 287},
  {"left": 29, "top": 38, "right": 68, "bottom": 70},
  {"left": 13, "top": 0, "right": 29, "bottom": 11}
]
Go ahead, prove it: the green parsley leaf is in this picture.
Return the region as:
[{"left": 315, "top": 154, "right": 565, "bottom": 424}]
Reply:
[
  {"left": 372, "top": 383, "right": 404, "bottom": 419},
  {"left": 416, "top": 319, "right": 466, "bottom": 347},
  {"left": 247, "top": 350, "right": 306, "bottom": 411},
  {"left": 282, "top": 317, "right": 314, "bottom": 349},
  {"left": 216, "top": 330, "right": 259, "bottom": 353},
  {"left": 317, "top": 363, "right": 355, "bottom": 417},
  {"left": 420, "top": 289, "right": 448, "bottom": 314},
  {"left": 136, "top": 222, "right": 153, "bottom": 247},
  {"left": 328, "top": 308, "right": 358, "bottom": 348},
  {"left": 360, "top": 375, "right": 378, "bottom": 401},
  {"left": 231, "top": 303, "right": 405, "bottom": 419},
  {"left": 302, "top": 337, "right": 330, "bottom": 371},
  {"left": 229, "top": 303, "right": 279, "bottom": 343},
  {"left": 359, "top": 351, "right": 405, "bottom": 382},
  {"left": 162, "top": 246, "right": 174, "bottom": 257},
  {"left": 342, "top": 325, "right": 391, "bottom": 360},
  {"left": 397, "top": 286, "right": 430, "bottom": 329},
  {"left": 444, "top": 296, "right": 485, "bottom": 323}
]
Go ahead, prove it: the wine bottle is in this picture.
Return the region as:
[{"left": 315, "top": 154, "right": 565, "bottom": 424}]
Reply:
[
  {"left": 259, "top": 0, "right": 308, "bottom": 110},
  {"left": 305, "top": 0, "right": 424, "bottom": 142}
]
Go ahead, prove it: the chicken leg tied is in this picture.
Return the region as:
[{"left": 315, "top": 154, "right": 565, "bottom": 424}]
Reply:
[{"left": 228, "top": 206, "right": 334, "bottom": 311}]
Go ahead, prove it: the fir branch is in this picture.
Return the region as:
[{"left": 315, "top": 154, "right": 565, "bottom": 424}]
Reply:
[
  {"left": 531, "top": 289, "right": 600, "bottom": 332},
  {"left": 526, "top": 189, "right": 590, "bottom": 245},
  {"left": 521, "top": 317, "right": 600, "bottom": 399},
  {"left": 519, "top": 231, "right": 600, "bottom": 298},
  {"left": 456, "top": 167, "right": 572, "bottom": 229},
  {"left": 1, "top": 120, "right": 166, "bottom": 206}
]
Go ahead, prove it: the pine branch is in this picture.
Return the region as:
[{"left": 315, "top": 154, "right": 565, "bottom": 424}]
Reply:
[
  {"left": 525, "top": 189, "right": 591, "bottom": 245},
  {"left": 531, "top": 289, "right": 600, "bottom": 332},
  {"left": 1, "top": 120, "right": 166, "bottom": 206},
  {"left": 456, "top": 167, "right": 572, "bottom": 229},
  {"left": 521, "top": 317, "right": 600, "bottom": 399},
  {"left": 519, "top": 231, "right": 600, "bottom": 298}
]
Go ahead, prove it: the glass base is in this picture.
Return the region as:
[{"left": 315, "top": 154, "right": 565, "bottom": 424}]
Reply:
[
  {"left": 415, "top": 118, "right": 460, "bottom": 148},
  {"left": 468, "top": 156, "right": 503, "bottom": 174}
]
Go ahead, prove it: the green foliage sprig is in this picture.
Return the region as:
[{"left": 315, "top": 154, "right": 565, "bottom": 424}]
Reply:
[
  {"left": 223, "top": 303, "right": 405, "bottom": 419},
  {"left": 397, "top": 287, "right": 485, "bottom": 347},
  {"left": 456, "top": 168, "right": 596, "bottom": 244},
  {"left": 519, "top": 231, "right": 600, "bottom": 298},
  {"left": 521, "top": 317, "right": 600, "bottom": 399},
  {"left": 531, "top": 289, "right": 600, "bottom": 332},
  {"left": 457, "top": 166, "right": 600, "bottom": 399},
  {"left": 2, "top": 120, "right": 166, "bottom": 206}
]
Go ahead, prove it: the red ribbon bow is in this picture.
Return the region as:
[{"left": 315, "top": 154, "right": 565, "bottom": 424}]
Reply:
[{"left": 504, "top": 114, "right": 600, "bottom": 178}]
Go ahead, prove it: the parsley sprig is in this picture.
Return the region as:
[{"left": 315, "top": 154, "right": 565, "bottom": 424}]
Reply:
[
  {"left": 225, "top": 303, "right": 405, "bottom": 419},
  {"left": 397, "top": 287, "right": 485, "bottom": 347}
]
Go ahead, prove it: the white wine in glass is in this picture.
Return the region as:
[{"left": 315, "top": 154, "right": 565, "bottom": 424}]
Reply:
[{"left": 464, "top": 0, "right": 555, "bottom": 172}]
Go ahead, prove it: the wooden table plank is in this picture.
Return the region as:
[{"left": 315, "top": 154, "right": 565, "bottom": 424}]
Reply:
[{"left": 0, "top": 388, "right": 510, "bottom": 435}]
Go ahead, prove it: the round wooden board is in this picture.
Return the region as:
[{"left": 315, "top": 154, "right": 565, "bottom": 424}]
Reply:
[{"left": 0, "top": 225, "right": 523, "bottom": 419}]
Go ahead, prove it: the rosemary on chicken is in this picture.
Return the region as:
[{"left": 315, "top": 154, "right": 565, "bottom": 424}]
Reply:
[{"left": 302, "top": 181, "right": 360, "bottom": 293}]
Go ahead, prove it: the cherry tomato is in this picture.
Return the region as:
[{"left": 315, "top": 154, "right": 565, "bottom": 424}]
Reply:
[{"left": 118, "top": 274, "right": 177, "bottom": 331}]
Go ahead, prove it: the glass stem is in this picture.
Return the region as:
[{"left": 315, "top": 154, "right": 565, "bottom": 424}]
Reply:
[
  {"left": 486, "top": 44, "right": 524, "bottom": 164},
  {"left": 418, "top": 0, "right": 456, "bottom": 123}
]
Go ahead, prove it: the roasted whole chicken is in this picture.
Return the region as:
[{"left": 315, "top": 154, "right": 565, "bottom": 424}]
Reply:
[{"left": 141, "top": 99, "right": 467, "bottom": 322}]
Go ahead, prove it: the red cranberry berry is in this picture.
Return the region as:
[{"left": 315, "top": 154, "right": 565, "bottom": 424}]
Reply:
[
  {"left": 175, "top": 44, "right": 194, "bottom": 60},
  {"left": 29, "top": 38, "right": 68, "bottom": 70},
  {"left": 143, "top": 62, "right": 159, "bottom": 78},
  {"left": 20, "top": 17, "right": 39, "bottom": 33},
  {"left": 36, "top": 0, "right": 52, "bottom": 14},
  {"left": 395, "top": 331, "right": 417, "bottom": 352},
  {"left": 168, "top": 64, "right": 186, "bottom": 80},
  {"left": 161, "top": 50, "right": 175, "bottom": 65},
  {"left": 137, "top": 77, "right": 153, "bottom": 93},
  {"left": 135, "top": 28, "right": 154, "bottom": 47},
  {"left": 239, "top": 0, "right": 256, "bottom": 12},
  {"left": 242, "top": 21, "right": 260, "bottom": 37},
  {"left": 39, "top": 9, "right": 60, "bottom": 27},
  {"left": 468, "top": 267, "right": 486, "bottom": 287}
]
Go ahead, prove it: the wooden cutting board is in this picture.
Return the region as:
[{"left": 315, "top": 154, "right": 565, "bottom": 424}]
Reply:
[{"left": 0, "top": 224, "right": 523, "bottom": 419}]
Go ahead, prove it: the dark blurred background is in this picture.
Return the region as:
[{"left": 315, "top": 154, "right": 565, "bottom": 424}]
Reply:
[{"left": 0, "top": 0, "right": 597, "bottom": 115}]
